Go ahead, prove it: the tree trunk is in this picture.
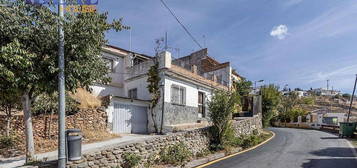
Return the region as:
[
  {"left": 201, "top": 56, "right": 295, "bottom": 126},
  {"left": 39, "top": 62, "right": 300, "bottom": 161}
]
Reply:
[
  {"left": 22, "top": 92, "right": 35, "bottom": 163},
  {"left": 150, "top": 106, "right": 158, "bottom": 133},
  {"left": 48, "top": 109, "right": 53, "bottom": 139},
  {"left": 5, "top": 106, "right": 11, "bottom": 137}
]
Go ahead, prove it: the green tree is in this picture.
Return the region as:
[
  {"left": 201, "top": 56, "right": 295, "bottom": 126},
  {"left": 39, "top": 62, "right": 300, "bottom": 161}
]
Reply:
[
  {"left": 234, "top": 78, "right": 252, "bottom": 98},
  {"left": 147, "top": 62, "right": 161, "bottom": 133},
  {"left": 0, "top": 0, "right": 127, "bottom": 162},
  {"left": 208, "top": 90, "right": 239, "bottom": 149},
  {"left": 261, "top": 85, "right": 281, "bottom": 127}
]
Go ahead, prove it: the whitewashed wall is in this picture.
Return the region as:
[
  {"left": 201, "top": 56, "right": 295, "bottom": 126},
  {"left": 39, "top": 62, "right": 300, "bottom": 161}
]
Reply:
[
  {"left": 125, "top": 77, "right": 151, "bottom": 100},
  {"left": 91, "top": 51, "right": 126, "bottom": 97},
  {"left": 163, "top": 76, "right": 212, "bottom": 108},
  {"left": 91, "top": 84, "right": 125, "bottom": 97}
]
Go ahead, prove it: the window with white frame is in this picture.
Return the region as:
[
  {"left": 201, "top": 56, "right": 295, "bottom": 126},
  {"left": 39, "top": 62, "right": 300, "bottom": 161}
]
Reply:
[
  {"left": 103, "top": 58, "right": 114, "bottom": 73},
  {"left": 171, "top": 85, "right": 186, "bottom": 105}
]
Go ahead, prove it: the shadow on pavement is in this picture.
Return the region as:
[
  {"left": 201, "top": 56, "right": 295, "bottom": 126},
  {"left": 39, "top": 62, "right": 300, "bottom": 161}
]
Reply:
[
  {"left": 320, "top": 137, "right": 340, "bottom": 140},
  {"left": 310, "top": 147, "right": 356, "bottom": 157},
  {"left": 302, "top": 147, "right": 357, "bottom": 168},
  {"left": 301, "top": 159, "right": 357, "bottom": 168}
]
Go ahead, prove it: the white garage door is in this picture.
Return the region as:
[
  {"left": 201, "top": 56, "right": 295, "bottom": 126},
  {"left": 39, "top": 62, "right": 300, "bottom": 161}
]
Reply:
[{"left": 112, "top": 103, "right": 148, "bottom": 134}]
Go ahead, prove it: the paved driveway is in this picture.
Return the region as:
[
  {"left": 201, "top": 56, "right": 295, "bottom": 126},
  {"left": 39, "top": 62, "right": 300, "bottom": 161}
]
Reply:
[{"left": 206, "top": 128, "right": 357, "bottom": 168}]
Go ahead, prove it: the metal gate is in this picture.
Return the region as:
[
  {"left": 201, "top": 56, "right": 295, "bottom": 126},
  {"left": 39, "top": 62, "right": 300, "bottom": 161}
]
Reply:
[{"left": 113, "top": 103, "right": 148, "bottom": 134}]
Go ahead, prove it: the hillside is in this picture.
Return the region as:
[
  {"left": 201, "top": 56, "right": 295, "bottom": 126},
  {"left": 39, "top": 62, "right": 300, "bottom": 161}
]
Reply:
[{"left": 302, "top": 96, "right": 357, "bottom": 117}]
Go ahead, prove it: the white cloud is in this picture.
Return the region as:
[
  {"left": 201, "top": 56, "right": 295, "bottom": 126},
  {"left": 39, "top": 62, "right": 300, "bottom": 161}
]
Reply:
[{"left": 270, "top": 25, "right": 288, "bottom": 39}]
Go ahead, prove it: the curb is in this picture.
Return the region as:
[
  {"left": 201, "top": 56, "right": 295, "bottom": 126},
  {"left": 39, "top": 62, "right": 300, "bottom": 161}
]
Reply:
[{"left": 195, "top": 130, "right": 276, "bottom": 168}]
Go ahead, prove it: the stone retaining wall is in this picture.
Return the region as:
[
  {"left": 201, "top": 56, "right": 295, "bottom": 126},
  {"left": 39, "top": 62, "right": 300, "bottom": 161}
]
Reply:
[
  {"left": 0, "top": 108, "right": 108, "bottom": 158},
  {"left": 232, "top": 114, "right": 263, "bottom": 137},
  {"left": 67, "top": 114, "right": 262, "bottom": 168}
]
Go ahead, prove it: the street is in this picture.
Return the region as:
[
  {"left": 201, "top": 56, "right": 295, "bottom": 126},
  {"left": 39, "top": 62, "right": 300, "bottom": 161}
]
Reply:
[{"left": 205, "top": 128, "right": 357, "bottom": 168}]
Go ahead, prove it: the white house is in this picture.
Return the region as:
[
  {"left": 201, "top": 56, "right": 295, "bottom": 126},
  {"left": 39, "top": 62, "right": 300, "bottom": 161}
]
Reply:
[
  {"left": 91, "top": 46, "right": 241, "bottom": 134},
  {"left": 311, "top": 88, "right": 341, "bottom": 96}
]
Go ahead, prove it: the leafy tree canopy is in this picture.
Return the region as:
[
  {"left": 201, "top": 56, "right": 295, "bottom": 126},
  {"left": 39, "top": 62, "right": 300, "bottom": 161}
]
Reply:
[
  {"left": 234, "top": 78, "right": 252, "bottom": 98},
  {"left": 0, "top": 0, "right": 128, "bottom": 97}
]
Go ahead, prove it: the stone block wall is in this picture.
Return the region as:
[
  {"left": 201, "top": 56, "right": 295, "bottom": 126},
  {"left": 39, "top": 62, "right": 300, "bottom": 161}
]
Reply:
[
  {"left": 67, "top": 128, "right": 210, "bottom": 168},
  {"left": 163, "top": 102, "right": 199, "bottom": 125},
  {"left": 232, "top": 114, "right": 263, "bottom": 137},
  {"left": 67, "top": 115, "right": 262, "bottom": 168}
]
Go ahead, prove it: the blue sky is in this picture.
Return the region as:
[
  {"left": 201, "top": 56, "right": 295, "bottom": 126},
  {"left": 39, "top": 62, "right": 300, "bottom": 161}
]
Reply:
[{"left": 97, "top": 0, "right": 357, "bottom": 93}]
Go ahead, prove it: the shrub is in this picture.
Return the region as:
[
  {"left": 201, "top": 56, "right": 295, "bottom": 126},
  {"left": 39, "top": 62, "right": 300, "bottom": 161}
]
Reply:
[
  {"left": 195, "top": 149, "right": 210, "bottom": 158},
  {"left": 121, "top": 152, "right": 141, "bottom": 168},
  {"left": 0, "top": 135, "right": 17, "bottom": 149},
  {"left": 208, "top": 90, "right": 239, "bottom": 150},
  {"left": 261, "top": 85, "right": 281, "bottom": 127},
  {"left": 159, "top": 142, "right": 192, "bottom": 166},
  {"left": 241, "top": 135, "right": 262, "bottom": 149},
  {"left": 143, "top": 153, "right": 160, "bottom": 168}
]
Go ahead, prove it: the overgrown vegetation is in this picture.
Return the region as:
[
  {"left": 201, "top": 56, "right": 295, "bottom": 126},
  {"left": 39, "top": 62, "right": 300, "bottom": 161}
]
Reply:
[
  {"left": 261, "top": 85, "right": 281, "bottom": 127},
  {"left": 121, "top": 152, "right": 142, "bottom": 168},
  {"left": 0, "top": 135, "right": 17, "bottom": 149},
  {"left": 159, "top": 142, "right": 192, "bottom": 166},
  {"left": 208, "top": 90, "right": 239, "bottom": 151},
  {"left": 147, "top": 62, "right": 161, "bottom": 134}
]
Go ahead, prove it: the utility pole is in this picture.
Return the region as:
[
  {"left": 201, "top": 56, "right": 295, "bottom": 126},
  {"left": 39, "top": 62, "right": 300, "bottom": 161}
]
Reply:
[
  {"left": 58, "top": 0, "right": 66, "bottom": 167},
  {"left": 326, "top": 79, "right": 329, "bottom": 90},
  {"left": 347, "top": 75, "right": 357, "bottom": 122}
]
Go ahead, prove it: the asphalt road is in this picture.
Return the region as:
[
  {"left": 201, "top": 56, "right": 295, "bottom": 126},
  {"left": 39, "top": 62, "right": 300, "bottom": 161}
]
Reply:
[{"left": 205, "top": 128, "right": 357, "bottom": 168}]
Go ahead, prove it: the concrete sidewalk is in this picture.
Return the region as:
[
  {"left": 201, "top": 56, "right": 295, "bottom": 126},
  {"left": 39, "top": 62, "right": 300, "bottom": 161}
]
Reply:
[{"left": 0, "top": 134, "right": 157, "bottom": 168}]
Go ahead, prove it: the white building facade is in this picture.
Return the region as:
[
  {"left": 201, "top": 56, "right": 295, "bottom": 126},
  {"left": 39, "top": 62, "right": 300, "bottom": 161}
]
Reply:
[{"left": 91, "top": 46, "right": 239, "bottom": 134}]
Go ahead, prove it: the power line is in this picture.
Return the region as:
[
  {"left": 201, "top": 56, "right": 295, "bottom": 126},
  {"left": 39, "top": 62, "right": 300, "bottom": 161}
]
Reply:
[{"left": 159, "top": 0, "right": 203, "bottom": 49}]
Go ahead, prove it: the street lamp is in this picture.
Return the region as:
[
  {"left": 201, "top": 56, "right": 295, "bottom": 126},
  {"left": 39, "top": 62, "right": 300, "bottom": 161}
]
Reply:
[{"left": 58, "top": 0, "right": 66, "bottom": 167}]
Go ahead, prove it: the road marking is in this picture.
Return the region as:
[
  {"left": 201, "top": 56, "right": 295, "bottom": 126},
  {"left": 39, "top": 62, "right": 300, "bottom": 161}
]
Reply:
[
  {"left": 346, "top": 139, "right": 357, "bottom": 159},
  {"left": 196, "top": 130, "right": 276, "bottom": 168}
]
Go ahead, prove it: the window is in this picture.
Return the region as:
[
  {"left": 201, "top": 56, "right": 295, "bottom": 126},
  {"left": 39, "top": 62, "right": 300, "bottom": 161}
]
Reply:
[
  {"left": 171, "top": 85, "right": 186, "bottom": 105},
  {"left": 103, "top": 58, "right": 114, "bottom": 72},
  {"left": 128, "top": 88, "right": 137, "bottom": 99},
  {"left": 198, "top": 92, "right": 206, "bottom": 117}
]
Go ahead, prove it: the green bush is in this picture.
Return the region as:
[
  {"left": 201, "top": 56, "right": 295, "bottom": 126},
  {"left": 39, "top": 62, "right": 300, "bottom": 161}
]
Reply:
[
  {"left": 121, "top": 152, "right": 141, "bottom": 168},
  {"left": 0, "top": 135, "right": 17, "bottom": 149},
  {"left": 241, "top": 135, "right": 262, "bottom": 149},
  {"left": 261, "top": 85, "right": 281, "bottom": 127},
  {"left": 143, "top": 153, "right": 160, "bottom": 168},
  {"left": 159, "top": 142, "right": 192, "bottom": 166},
  {"left": 195, "top": 149, "right": 211, "bottom": 158},
  {"left": 208, "top": 90, "right": 239, "bottom": 150}
]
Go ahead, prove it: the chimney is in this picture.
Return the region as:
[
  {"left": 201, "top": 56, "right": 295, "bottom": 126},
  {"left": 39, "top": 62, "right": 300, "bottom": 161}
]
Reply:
[
  {"left": 191, "top": 65, "right": 197, "bottom": 74},
  {"left": 159, "top": 51, "right": 172, "bottom": 69}
]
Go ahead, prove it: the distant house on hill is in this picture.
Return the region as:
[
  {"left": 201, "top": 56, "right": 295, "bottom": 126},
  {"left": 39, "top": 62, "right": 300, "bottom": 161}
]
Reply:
[{"left": 310, "top": 88, "right": 341, "bottom": 96}]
